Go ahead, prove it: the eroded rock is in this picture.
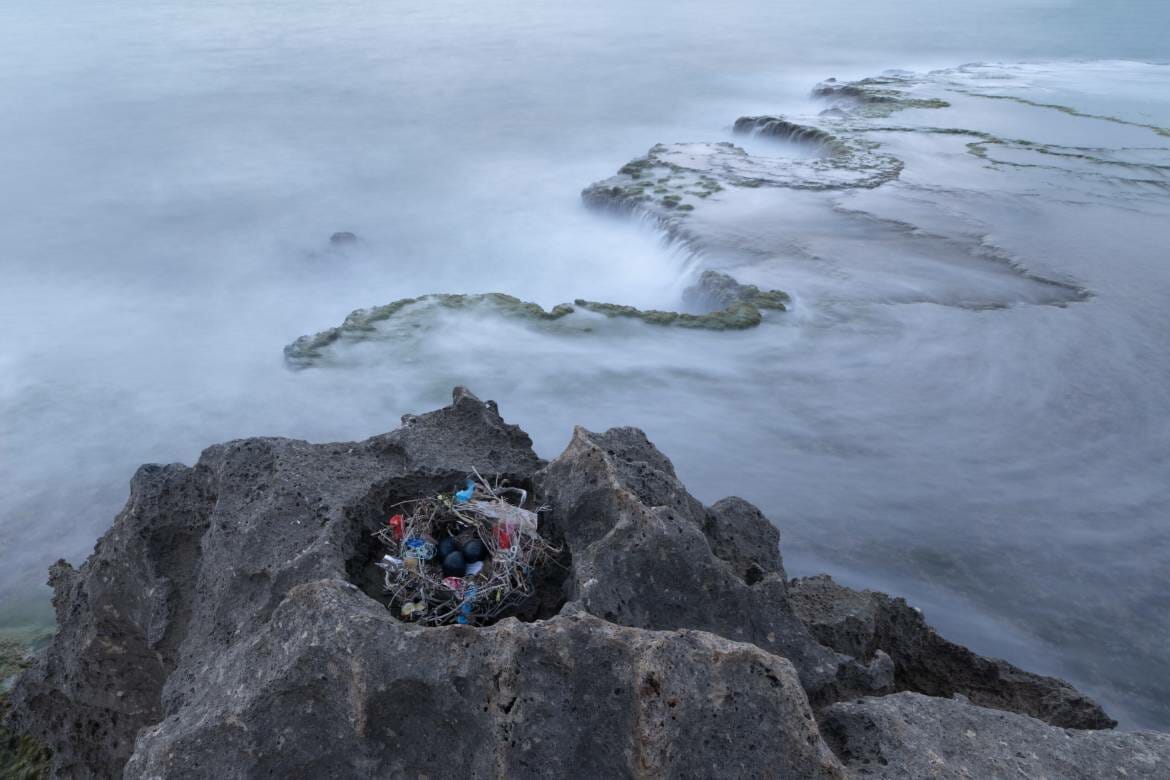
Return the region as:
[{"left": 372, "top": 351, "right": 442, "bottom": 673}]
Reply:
[
  {"left": 811, "top": 75, "right": 951, "bottom": 116},
  {"left": 823, "top": 692, "right": 1170, "bottom": 779},
  {"left": 789, "top": 574, "right": 1115, "bottom": 729},
  {"left": 3, "top": 388, "right": 1131, "bottom": 778},
  {"left": 4, "top": 388, "right": 541, "bottom": 777},
  {"left": 282, "top": 272, "right": 789, "bottom": 368},
  {"left": 536, "top": 426, "right": 893, "bottom": 706},
  {"left": 125, "top": 584, "right": 847, "bottom": 779},
  {"left": 733, "top": 115, "right": 842, "bottom": 150}
]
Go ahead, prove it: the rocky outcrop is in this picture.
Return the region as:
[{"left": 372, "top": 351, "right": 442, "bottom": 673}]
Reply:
[
  {"left": 823, "top": 692, "right": 1170, "bottom": 779},
  {"left": 283, "top": 272, "right": 789, "bottom": 367},
  {"left": 581, "top": 138, "right": 903, "bottom": 224},
  {"left": 4, "top": 388, "right": 541, "bottom": 777},
  {"left": 811, "top": 75, "right": 951, "bottom": 117},
  {"left": 4, "top": 388, "right": 1155, "bottom": 778},
  {"left": 733, "top": 116, "right": 841, "bottom": 150},
  {"left": 789, "top": 574, "right": 1115, "bottom": 729},
  {"left": 125, "top": 588, "right": 847, "bottom": 779},
  {"left": 536, "top": 426, "right": 893, "bottom": 706}
]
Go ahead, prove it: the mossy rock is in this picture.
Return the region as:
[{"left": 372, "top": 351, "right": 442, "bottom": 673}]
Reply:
[
  {"left": 283, "top": 273, "right": 790, "bottom": 366},
  {"left": 1, "top": 634, "right": 52, "bottom": 780},
  {"left": 0, "top": 697, "right": 52, "bottom": 780}
]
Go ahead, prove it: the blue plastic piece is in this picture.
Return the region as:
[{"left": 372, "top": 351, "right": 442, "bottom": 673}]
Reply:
[{"left": 454, "top": 479, "right": 476, "bottom": 504}]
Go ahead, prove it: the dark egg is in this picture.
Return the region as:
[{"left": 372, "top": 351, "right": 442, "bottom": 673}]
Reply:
[
  {"left": 437, "top": 535, "right": 459, "bottom": 560},
  {"left": 462, "top": 539, "right": 488, "bottom": 563},
  {"left": 441, "top": 550, "right": 467, "bottom": 577}
]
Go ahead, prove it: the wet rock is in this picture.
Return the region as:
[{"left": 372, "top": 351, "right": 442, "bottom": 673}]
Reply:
[
  {"left": 282, "top": 272, "right": 789, "bottom": 368},
  {"left": 811, "top": 75, "right": 951, "bottom": 116},
  {"left": 571, "top": 298, "right": 769, "bottom": 330},
  {"left": 822, "top": 692, "right": 1170, "bottom": 779},
  {"left": 789, "top": 574, "right": 1116, "bottom": 729},
  {"left": 581, "top": 138, "right": 903, "bottom": 226},
  {"left": 536, "top": 426, "right": 893, "bottom": 706},
  {"left": 282, "top": 292, "right": 576, "bottom": 366},
  {"left": 329, "top": 231, "right": 357, "bottom": 245},
  {"left": 682, "top": 270, "right": 790, "bottom": 315},
  {"left": 733, "top": 115, "right": 841, "bottom": 151}
]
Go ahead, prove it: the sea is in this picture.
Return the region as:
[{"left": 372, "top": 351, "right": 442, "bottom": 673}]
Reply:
[{"left": 1, "top": 0, "right": 1168, "bottom": 729}]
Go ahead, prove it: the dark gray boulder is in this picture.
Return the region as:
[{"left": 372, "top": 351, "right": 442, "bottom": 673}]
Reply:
[
  {"left": 789, "top": 574, "right": 1116, "bottom": 729},
  {"left": 3, "top": 388, "right": 1135, "bottom": 778},
  {"left": 4, "top": 387, "right": 542, "bottom": 778},
  {"left": 536, "top": 426, "right": 894, "bottom": 706},
  {"left": 125, "top": 583, "right": 847, "bottom": 779},
  {"left": 704, "top": 496, "right": 785, "bottom": 584},
  {"left": 822, "top": 692, "right": 1170, "bottom": 779}
]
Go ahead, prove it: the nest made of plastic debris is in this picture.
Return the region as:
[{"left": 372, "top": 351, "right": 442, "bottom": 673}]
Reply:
[{"left": 373, "top": 470, "right": 559, "bottom": 626}]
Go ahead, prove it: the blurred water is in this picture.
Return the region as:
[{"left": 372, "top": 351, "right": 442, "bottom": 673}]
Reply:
[{"left": 2, "top": 0, "right": 1169, "bottom": 728}]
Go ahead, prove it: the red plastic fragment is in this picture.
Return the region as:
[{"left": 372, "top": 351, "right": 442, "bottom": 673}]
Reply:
[{"left": 388, "top": 514, "right": 406, "bottom": 540}]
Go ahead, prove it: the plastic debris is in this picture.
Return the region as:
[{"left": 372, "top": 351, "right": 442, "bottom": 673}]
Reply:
[
  {"left": 402, "top": 537, "right": 436, "bottom": 561},
  {"left": 454, "top": 479, "right": 476, "bottom": 504},
  {"left": 466, "top": 500, "right": 539, "bottom": 538},
  {"left": 387, "top": 513, "right": 406, "bottom": 540},
  {"left": 370, "top": 470, "right": 557, "bottom": 626},
  {"left": 375, "top": 555, "right": 404, "bottom": 571}
]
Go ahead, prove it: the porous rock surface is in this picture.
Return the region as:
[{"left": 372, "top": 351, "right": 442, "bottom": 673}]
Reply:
[
  {"left": 823, "top": 692, "right": 1170, "bottom": 779},
  {"left": 126, "top": 588, "right": 845, "bottom": 780},
  {"left": 789, "top": 574, "right": 1115, "bottom": 729},
  {"left": 4, "top": 388, "right": 1162, "bottom": 778},
  {"left": 536, "top": 425, "right": 893, "bottom": 706}
]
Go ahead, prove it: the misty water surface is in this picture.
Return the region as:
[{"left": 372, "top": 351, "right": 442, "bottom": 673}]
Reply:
[{"left": 2, "top": 0, "right": 1169, "bottom": 729}]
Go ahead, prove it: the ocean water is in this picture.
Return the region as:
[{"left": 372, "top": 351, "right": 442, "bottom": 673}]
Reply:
[{"left": 2, "top": 0, "right": 1169, "bottom": 728}]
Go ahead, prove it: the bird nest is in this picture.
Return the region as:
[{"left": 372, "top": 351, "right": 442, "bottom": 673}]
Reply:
[{"left": 372, "top": 471, "right": 559, "bottom": 626}]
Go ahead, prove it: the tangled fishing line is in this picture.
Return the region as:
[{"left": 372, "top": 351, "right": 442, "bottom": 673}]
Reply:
[{"left": 372, "top": 470, "right": 559, "bottom": 626}]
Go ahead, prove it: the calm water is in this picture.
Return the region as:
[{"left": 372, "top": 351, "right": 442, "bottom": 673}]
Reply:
[{"left": 2, "top": 0, "right": 1169, "bottom": 728}]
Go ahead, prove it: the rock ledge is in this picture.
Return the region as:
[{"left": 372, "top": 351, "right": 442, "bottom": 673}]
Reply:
[{"left": 4, "top": 389, "right": 1162, "bottom": 779}]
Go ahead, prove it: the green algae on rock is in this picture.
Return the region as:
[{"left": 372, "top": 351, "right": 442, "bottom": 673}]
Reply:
[
  {"left": 581, "top": 133, "right": 903, "bottom": 226},
  {"left": 284, "top": 292, "right": 577, "bottom": 365},
  {"left": 283, "top": 271, "right": 789, "bottom": 367},
  {"left": 811, "top": 75, "right": 951, "bottom": 117},
  {"left": 733, "top": 116, "right": 843, "bottom": 150},
  {"left": 2, "top": 633, "right": 52, "bottom": 780},
  {"left": 0, "top": 706, "right": 51, "bottom": 780}
]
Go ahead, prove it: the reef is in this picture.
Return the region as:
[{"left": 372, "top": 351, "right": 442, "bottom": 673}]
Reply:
[
  {"left": 5, "top": 388, "right": 1165, "bottom": 779},
  {"left": 580, "top": 137, "right": 903, "bottom": 221},
  {"left": 733, "top": 115, "right": 842, "bottom": 150},
  {"left": 811, "top": 74, "right": 952, "bottom": 117},
  {"left": 283, "top": 271, "right": 790, "bottom": 367}
]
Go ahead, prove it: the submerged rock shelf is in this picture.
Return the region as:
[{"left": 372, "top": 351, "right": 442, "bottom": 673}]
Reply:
[
  {"left": 5, "top": 388, "right": 1166, "bottom": 778},
  {"left": 284, "top": 70, "right": 1130, "bottom": 372},
  {"left": 283, "top": 271, "right": 790, "bottom": 367}
]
